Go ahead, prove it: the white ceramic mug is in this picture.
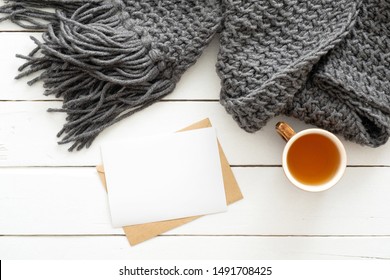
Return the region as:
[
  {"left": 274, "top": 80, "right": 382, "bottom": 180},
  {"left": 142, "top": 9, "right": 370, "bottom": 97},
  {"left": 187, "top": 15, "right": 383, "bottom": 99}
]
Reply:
[{"left": 276, "top": 122, "right": 347, "bottom": 192}]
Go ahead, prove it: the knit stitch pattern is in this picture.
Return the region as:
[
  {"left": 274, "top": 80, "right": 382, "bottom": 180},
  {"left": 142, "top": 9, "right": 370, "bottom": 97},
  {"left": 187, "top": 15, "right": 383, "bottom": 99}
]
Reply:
[
  {"left": 0, "top": 0, "right": 222, "bottom": 150},
  {"left": 1, "top": 0, "right": 390, "bottom": 149},
  {"left": 217, "top": 0, "right": 390, "bottom": 147}
]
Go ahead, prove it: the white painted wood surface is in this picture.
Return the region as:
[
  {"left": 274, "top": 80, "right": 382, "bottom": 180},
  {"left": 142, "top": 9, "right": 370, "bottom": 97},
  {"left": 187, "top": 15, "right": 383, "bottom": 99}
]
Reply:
[
  {"left": 0, "top": 5, "right": 390, "bottom": 259},
  {"left": 1, "top": 236, "right": 390, "bottom": 260},
  {"left": 1, "top": 167, "right": 390, "bottom": 236}
]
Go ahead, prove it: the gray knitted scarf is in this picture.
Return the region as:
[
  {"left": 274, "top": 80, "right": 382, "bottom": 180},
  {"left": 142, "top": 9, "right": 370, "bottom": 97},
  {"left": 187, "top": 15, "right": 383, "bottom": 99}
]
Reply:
[
  {"left": 1, "top": 0, "right": 389, "bottom": 150},
  {"left": 0, "top": 0, "right": 222, "bottom": 150}
]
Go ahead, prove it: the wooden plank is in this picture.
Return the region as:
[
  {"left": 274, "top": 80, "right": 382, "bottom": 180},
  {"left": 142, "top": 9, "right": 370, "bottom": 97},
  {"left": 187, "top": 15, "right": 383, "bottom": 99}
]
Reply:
[
  {"left": 1, "top": 236, "right": 389, "bottom": 259},
  {"left": 0, "top": 1, "right": 53, "bottom": 32},
  {"left": 0, "top": 32, "right": 220, "bottom": 101},
  {"left": 1, "top": 167, "right": 390, "bottom": 235},
  {"left": 0, "top": 33, "right": 45, "bottom": 100},
  {"left": 0, "top": 21, "right": 25, "bottom": 31},
  {"left": 0, "top": 101, "right": 389, "bottom": 166}
]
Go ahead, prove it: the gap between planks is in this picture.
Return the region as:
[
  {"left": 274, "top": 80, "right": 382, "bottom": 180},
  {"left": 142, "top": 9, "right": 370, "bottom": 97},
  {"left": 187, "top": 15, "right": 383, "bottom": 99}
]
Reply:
[
  {"left": 0, "top": 30, "right": 44, "bottom": 33},
  {"left": 2, "top": 234, "right": 390, "bottom": 237},
  {"left": 0, "top": 99, "right": 220, "bottom": 102},
  {"left": 0, "top": 165, "right": 389, "bottom": 168}
]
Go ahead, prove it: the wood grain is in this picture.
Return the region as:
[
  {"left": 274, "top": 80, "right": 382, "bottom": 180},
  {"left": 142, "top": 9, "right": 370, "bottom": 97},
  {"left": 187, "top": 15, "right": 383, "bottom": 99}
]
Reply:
[
  {"left": 1, "top": 4, "right": 389, "bottom": 260},
  {"left": 1, "top": 236, "right": 389, "bottom": 259},
  {"left": 1, "top": 167, "right": 390, "bottom": 235},
  {"left": 0, "top": 102, "right": 389, "bottom": 166},
  {"left": 0, "top": 32, "right": 220, "bottom": 101}
]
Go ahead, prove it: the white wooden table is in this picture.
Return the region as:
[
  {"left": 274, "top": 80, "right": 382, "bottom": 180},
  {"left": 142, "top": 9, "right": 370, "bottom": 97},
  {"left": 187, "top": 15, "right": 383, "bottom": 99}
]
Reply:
[{"left": 1, "top": 12, "right": 390, "bottom": 260}]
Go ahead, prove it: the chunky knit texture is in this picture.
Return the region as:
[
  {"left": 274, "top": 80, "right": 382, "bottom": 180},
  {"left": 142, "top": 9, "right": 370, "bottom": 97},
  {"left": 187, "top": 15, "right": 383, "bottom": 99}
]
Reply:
[
  {"left": 0, "top": 0, "right": 222, "bottom": 150},
  {"left": 217, "top": 0, "right": 390, "bottom": 147},
  {"left": 1, "top": 0, "right": 390, "bottom": 149}
]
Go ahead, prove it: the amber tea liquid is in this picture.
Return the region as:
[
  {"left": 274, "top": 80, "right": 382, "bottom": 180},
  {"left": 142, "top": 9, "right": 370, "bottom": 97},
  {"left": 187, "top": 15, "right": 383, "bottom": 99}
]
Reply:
[{"left": 287, "top": 133, "right": 341, "bottom": 186}]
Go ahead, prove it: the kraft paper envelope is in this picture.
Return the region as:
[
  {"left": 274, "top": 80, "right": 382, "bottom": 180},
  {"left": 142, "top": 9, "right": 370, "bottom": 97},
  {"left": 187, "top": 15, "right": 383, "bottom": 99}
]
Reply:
[{"left": 97, "top": 118, "right": 243, "bottom": 245}]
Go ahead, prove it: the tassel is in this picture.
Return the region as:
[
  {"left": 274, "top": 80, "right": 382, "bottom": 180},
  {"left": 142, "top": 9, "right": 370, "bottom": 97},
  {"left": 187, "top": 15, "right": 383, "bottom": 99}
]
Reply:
[{"left": 0, "top": 0, "right": 201, "bottom": 151}]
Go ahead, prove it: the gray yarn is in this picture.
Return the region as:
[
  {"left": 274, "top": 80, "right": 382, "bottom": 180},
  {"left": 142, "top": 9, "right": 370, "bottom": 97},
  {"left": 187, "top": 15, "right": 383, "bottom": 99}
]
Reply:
[
  {"left": 217, "top": 0, "right": 390, "bottom": 147},
  {"left": 0, "top": 0, "right": 222, "bottom": 150},
  {"left": 1, "top": 0, "right": 390, "bottom": 150}
]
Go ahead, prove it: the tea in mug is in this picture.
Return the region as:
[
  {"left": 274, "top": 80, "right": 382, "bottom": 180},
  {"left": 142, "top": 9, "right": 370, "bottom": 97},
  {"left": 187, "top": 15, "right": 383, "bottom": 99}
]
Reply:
[{"left": 287, "top": 133, "right": 341, "bottom": 186}]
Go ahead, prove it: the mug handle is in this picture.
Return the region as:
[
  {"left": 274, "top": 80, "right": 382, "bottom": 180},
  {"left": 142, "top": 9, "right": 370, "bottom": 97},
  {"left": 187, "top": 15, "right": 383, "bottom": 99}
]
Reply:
[{"left": 276, "top": 122, "right": 296, "bottom": 142}]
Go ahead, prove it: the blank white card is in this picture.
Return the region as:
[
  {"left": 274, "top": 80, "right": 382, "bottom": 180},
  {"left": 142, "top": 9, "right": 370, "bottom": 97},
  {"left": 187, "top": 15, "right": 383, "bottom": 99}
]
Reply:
[{"left": 101, "top": 127, "right": 227, "bottom": 227}]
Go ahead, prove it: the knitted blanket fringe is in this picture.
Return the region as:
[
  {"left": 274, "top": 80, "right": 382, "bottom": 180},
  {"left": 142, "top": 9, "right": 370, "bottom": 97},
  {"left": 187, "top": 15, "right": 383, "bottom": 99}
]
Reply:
[{"left": 0, "top": 0, "right": 221, "bottom": 151}]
